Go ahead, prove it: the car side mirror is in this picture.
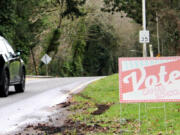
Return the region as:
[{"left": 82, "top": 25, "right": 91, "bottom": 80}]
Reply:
[
  {"left": 12, "top": 52, "right": 21, "bottom": 58},
  {"left": 16, "top": 52, "right": 21, "bottom": 56}
]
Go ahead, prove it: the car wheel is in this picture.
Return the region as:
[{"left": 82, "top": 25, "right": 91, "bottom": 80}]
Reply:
[
  {"left": 15, "top": 69, "right": 25, "bottom": 93},
  {"left": 0, "top": 69, "right": 9, "bottom": 97}
]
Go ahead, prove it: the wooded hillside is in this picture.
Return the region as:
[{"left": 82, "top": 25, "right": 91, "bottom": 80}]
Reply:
[{"left": 0, "top": 0, "right": 179, "bottom": 76}]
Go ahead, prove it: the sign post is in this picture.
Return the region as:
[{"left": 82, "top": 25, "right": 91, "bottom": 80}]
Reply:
[
  {"left": 41, "top": 54, "right": 52, "bottom": 76},
  {"left": 141, "top": 0, "right": 149, "bottom": 57}
]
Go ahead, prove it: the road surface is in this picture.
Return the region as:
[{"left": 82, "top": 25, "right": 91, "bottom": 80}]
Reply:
[{"left": 0, "top": 77, "right": 102, "bottom": 135}]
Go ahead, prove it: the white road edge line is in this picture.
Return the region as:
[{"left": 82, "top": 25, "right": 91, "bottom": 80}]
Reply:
[
  {"left": 49, "top": 77, "right": 105, "bottom": 106},
  {"left": 68, "top": 77, "right": 104, "bottom": 95}
]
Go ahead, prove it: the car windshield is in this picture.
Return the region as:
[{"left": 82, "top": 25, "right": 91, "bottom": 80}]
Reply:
[{"left": 0, "top": 39, "right": 7, "bottom": 53}]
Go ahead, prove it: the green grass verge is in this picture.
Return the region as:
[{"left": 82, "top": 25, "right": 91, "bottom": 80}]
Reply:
[{"left": 65, "top": 74, "right": 180, "bottom": 135}]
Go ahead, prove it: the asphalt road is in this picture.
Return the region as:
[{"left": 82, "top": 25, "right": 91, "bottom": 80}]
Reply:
[
  {"left": 0, "top": 77, "right": 100, "bottom": 108},
  {"left": 0, "top": 76, "right": 102, "bottom": 134}
]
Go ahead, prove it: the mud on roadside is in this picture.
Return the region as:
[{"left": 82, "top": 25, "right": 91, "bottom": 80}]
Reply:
[
  {"left": 13, "top": 99, "right": 73, "bottom": 135},
  {"left": 13, "top": 94, "right": 115, "bottom": 135},
  {"left": 13, "top": 98, "right": 108, "bottom": 135}
]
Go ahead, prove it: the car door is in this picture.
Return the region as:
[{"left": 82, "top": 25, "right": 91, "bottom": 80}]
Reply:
[{"left": 3, "top": 39, "right": 21, "bottom": 83}]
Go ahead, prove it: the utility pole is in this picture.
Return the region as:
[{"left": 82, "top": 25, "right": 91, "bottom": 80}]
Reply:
[
  {"left": 156, "top": 12, "right": 160, "bottom": 56},
  {"left": 142, "top": 0, "right": 147, "bottom": 57}
]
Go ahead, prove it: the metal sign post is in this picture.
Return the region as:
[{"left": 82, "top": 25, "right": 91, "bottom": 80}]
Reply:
[
  {"left": 142, "top": 0, "right": 148, "bottom": 57},
  {"left": 41, "top": 54, "right": 52, "bottom": 76}
]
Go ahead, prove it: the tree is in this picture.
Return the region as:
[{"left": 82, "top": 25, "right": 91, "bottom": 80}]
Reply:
[
  {"left": 102, "top": 0, "right": 180, "bottom": 56},
  {"left": 102, "top": 0, "right": 179, "bottom": 25},
  {"left": 45, "top": 0, "right": 86, "bottom": 55},
  {"left": 0, "top": 0, "right": 17, "bottom": 44},
  {"left": 83, "top": 20, "right": 119, "bottom": 76}
]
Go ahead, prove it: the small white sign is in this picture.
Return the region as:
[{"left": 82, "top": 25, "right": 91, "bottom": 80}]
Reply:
[
  {"left": 139, "top": 30, "right": 150, "bottom": 43},
  {"left": 41, "top": 54, "right": 52, "bottom": 65}
]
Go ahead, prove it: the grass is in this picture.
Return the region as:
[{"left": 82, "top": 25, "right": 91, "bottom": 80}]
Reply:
[{"left": 64, "top": 74, "right": 180, "bottom": 135}]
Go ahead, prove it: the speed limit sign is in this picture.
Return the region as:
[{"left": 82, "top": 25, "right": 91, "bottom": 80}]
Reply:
[{"left": 139, "top": 30, "right": 150, "bottom": 43}]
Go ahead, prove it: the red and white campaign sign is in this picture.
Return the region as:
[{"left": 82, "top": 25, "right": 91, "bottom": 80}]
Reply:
[{"left": 119, "top": 57, "right": 180, "bottom": 103}]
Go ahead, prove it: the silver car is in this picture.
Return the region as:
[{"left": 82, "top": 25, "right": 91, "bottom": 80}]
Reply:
[{"left": 0, "top": 36, "right": 25, "bottom": 97}]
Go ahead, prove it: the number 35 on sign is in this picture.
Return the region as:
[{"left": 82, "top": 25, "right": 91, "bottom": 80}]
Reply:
[{"left": 139, "top": 30, "right": 150, "bottom": 43}]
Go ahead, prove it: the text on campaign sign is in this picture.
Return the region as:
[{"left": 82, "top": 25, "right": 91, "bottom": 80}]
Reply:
[{"left": 119, "top": 57, "right": 180, "bottom": 103}]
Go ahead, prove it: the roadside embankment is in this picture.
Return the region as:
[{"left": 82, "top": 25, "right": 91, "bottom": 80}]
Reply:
[{"left": 14, "top": 74, "right": 180, "bottom": 134}]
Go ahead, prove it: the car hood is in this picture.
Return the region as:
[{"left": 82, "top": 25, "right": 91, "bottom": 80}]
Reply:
[{"left": 0, "top": 51, "right": 4, "bottom": 54}]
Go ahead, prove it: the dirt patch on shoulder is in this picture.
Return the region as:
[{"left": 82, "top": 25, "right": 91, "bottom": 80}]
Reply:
[
  {"left": 28, "top": 124, "right": 63, "bottom": 134},
  {"left": 18, "top": 119, "right": 108, "bottom": 135},
  {"left": 59, "top": 119, "right": 108, "bottom": 134},
  {"left": 91, "top": 104, "right": 110, "bottom": 115}
]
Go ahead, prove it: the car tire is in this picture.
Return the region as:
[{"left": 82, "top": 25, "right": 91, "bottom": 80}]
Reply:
[
  {"left": 15, "top": 69, "right": 25, "bottom": 93},
  {"left": 0, "top": 69, "right": 9, "bottom": 97}
]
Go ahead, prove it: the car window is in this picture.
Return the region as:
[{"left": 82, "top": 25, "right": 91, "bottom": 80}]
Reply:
[{"left": 3, "top": 39, "right": 15, "bottom": 55}]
